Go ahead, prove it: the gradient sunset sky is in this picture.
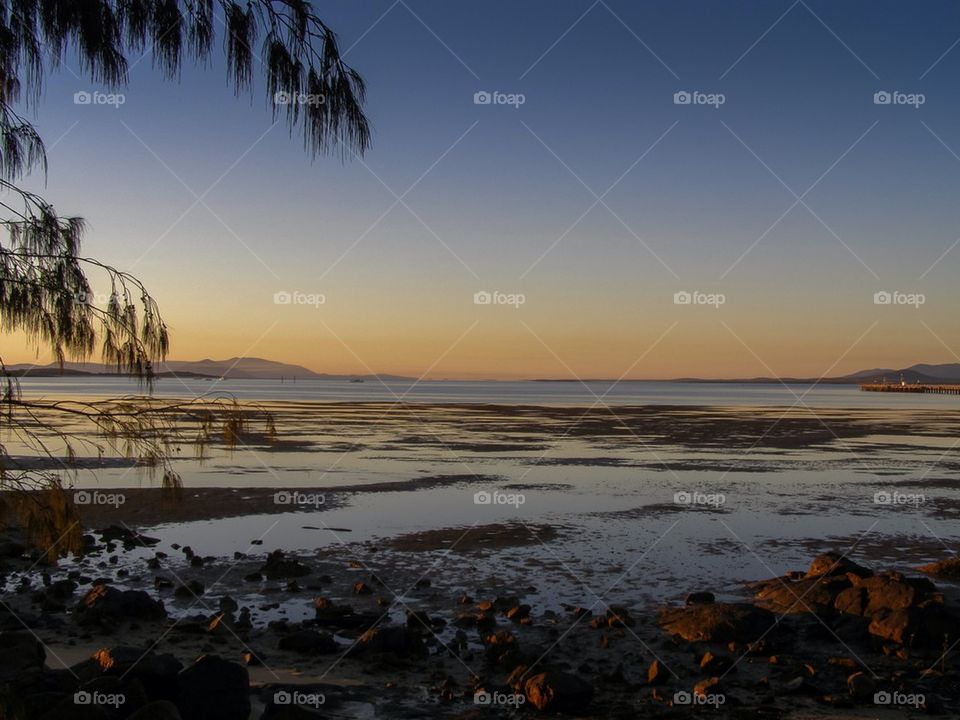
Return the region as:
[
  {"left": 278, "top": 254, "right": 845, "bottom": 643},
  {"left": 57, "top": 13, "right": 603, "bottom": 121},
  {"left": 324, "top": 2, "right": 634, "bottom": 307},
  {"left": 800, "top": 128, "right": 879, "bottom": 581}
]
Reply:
[{"left": 8, "top": 0, "right": 960, "bottom": 379}]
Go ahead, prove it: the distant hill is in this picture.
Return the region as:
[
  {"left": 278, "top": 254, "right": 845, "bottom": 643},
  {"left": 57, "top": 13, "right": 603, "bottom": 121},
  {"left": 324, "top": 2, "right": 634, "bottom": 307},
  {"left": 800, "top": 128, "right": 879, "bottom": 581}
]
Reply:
[
  {"left": 5, "top": 357, "right": 412, "bottom": 381},
  {"left": 674, "top": 363, "right": 960, "bottom": 385},
  {"left": 837, "top": 363, "right": 960, "bottom": 384}
]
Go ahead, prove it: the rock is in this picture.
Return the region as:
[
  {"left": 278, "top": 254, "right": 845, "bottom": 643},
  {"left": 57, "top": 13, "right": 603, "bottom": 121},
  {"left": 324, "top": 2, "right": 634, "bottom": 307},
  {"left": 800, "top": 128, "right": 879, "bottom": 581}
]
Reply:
[
  {"left": 47, "top": 579, "right": 78, "bottom": 599},
  {"left": 780, "top": 675, "right": 814, "bottom": 695},
  {"left": 834, "top": 571, "right": 938, "bottom": 618},
  {"left": 219, "top": 596, "right": 239, "bottom": 614},
  {"left": 352, "top": 581, "right": 372, "bottom": 595},
  {"left": 646, "top": 659, "right": 668, "bottom": 685},
  {"left": 75, "top": 584, "right": 166, "bottom": 626},
  {"left": 128, "top": 701, "right": 183, "bottom": 720},
  {"left": 658, "top": 603, "right": 775, "bottom": 643},
  {"left": 99, "top": 525, "right": 159, "bottom": 547},
  {"left": 506, "top": 604, "right": 531, "bottom": 622},
  {"left": 260, "top": 551, "right": 310, "bottom": 580},
  {"left": 523, "top": 671, "right": 593, "bottom": 713},
  {"left": 313, "top": 598, "right": 377, "bottom": 629},
  {"left": 348, "top": 625, "right": 426, "bottom": 658},
  {"left": 868, "top": 604, "right": 960, "bottom": 653},
  {"left": 590, "top": 606, "right": 635, "bottom": 629},
  {"left": 806, "top": 552, "right": 872, "bottom": 579},
  {"left": 176, "top": 656, "right": 250, "bottom": 720},
  {"left": 278, "top": 630, "right": 338, "bottom": 654},
  {"left": 0, "top": 632, "right": 45, "bottom": 680},
  {"left": 0, "top": 538, "right": 26, "bottom": 558},
  {"left": 405, "top": 610, "right": 434, "bottom": 630},
  {"left": 754, "top": 574, "right": 851, "bottom": 615},
  {"left": 484, "top": 630, "right": 519, "bottom": 666},
  {"left": 236, "top": 608, "right": 252, "bottom": 630},
  {"left": 685, "top": 591, "right": 715, "bottom": 605},
  {"left": 828, "top": 656, "right": 860, "bottom": 670},
  {"left": 242, "top": 649, "right": 266, "bottom": 666},
  {"left": 700, "top": 651, "right": 733, "bottom": 673},
  {"left": 91, "top": 647, "right": 182, "bottom": 703},
  {"left": 917, "top": 557, "right": 960, "bottom": 579},
  {"left": 173, "top": 581, "right": 204, "bottom": 599},
  {"left": 847, "top": 671, "right": 875, "bottom": 701},
  {"left": 693, "top": 676, "right": 722, "bottom": 699}
]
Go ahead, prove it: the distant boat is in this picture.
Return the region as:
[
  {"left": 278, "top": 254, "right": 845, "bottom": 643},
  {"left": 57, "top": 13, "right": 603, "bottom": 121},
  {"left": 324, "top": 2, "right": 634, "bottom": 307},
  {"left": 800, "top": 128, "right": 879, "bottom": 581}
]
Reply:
[{"left": 349, "top": 378, "right": 365, "bottom": 383}]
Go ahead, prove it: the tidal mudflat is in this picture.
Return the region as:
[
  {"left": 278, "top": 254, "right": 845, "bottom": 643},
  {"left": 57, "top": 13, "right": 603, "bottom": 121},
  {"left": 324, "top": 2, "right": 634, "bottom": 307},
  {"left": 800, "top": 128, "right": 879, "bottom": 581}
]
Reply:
[{"left": 3, "top": 399, "right": 960, "bottom": 718}]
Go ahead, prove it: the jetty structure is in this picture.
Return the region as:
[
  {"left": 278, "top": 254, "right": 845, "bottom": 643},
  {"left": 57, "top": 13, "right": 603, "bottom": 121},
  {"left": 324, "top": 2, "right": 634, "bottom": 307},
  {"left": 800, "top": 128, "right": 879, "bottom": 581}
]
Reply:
[{"left": 860, "top": 375, "right": 960, "bottom": 394}]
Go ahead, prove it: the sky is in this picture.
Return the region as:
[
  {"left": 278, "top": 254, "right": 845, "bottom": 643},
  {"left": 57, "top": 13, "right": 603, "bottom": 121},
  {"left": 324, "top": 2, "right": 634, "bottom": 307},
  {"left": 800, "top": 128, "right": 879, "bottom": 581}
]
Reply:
[{"left": 6, "top": 0, "right": 960, "bottom": 379}]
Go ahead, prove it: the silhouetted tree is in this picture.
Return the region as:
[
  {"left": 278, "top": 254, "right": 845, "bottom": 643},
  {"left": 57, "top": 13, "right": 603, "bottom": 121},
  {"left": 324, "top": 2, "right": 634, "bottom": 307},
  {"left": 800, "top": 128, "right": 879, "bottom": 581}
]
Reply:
[{"left": 0, "top": 0, "right": 369, "bottom": 557}]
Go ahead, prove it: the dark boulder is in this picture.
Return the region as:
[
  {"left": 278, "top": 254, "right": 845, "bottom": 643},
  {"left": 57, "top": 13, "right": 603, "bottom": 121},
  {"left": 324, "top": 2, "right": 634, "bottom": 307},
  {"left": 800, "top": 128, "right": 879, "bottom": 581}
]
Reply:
[
  {"left": 347, "top": 625, "right": 426, "bottom": 658},
  {"left": 917, "top": 557, "right": 960, "bottom": 580},
  {"left": 176, "top": 655, "right": 250, "bottom": 720},
  {"left": 806, "top": 552, "right": 871, "bottom": 579},
  {"left": 0, "top": 632, "right": 45, "bottom": 680},
  {"left": 523, "top": 671, "right": 593, "bottom": 713},
  {"left": 74, "top": 585, "right": 166, "bottom": 626},
  {"left": 868, "top": 604, "right": 960, "bottom": 654},
  {"left": 754, "top": 574, "right": 851, "bottom": 615},
  {"left": 278, "top": 630, "right": 338, "bottom": 654},
  {"left": 260, "top": 551, "right": 310, "bottom": 580},
  {"left": 834, "top": 571, "right": 938, "bottom": 618},
  {"left": 658, "top": 603, "right": 775, "bottom": 643},
  {"left": 128, "top": 701, "right": 183, "bottom": 720}
]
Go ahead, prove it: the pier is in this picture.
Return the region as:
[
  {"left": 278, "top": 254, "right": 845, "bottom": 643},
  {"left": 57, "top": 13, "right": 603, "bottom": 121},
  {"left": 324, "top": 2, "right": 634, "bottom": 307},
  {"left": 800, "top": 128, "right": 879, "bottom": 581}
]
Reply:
[{"left": 860, "top": 383, "right": 960, "bottom": 395}]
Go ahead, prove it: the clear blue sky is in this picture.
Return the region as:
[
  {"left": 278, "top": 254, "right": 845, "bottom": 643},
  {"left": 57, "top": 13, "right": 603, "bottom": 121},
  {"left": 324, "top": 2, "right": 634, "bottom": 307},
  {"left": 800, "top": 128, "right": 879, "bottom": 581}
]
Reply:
[{"left": 11, "top": 0, "right": 960, "bottom": 378}]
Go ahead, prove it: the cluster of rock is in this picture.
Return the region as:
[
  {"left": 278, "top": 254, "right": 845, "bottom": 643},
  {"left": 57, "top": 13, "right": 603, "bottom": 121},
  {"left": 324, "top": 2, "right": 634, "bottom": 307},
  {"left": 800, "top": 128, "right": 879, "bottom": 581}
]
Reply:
[
  {"left": 3, "top": 526, "right": 960, "bottom": 717},
  {"left": 751, "top": 551, "right": 959, "bottom": 656},
  {"left": 0, "top": 635, "right": 249, "bottom": 720},
  {"left": 651, "top": 551, "right": 960, "bottom": 712}
]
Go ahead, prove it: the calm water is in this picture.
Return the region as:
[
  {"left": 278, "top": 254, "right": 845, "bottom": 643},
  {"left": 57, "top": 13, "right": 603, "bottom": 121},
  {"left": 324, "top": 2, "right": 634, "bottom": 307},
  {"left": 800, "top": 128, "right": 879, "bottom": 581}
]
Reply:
[
  {"left": 5, "top": 376, "right": 960, "bottom": 614},
  {"left": 14, "top": 375, "right": 960, "bottom": 408}
]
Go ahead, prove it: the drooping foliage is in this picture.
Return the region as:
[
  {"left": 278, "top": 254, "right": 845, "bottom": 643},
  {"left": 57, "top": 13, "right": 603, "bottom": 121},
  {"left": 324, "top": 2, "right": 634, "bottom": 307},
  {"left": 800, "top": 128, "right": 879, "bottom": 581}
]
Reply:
[{"left": 0, "top": 0, "right": 364, "bottom": 557}]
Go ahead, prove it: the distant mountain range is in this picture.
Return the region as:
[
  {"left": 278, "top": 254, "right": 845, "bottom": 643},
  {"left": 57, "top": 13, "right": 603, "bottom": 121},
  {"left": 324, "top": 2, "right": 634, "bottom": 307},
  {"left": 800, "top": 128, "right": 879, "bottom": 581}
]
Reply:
[
  {"left": 7, "top": 359, "right": 960, "bottom": 384},
  {"left": 5, "top": 357, "right": 413, "bottom": 382},
  {"left": 674, "top": 363, "right": 960, "bottom": 385}
]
